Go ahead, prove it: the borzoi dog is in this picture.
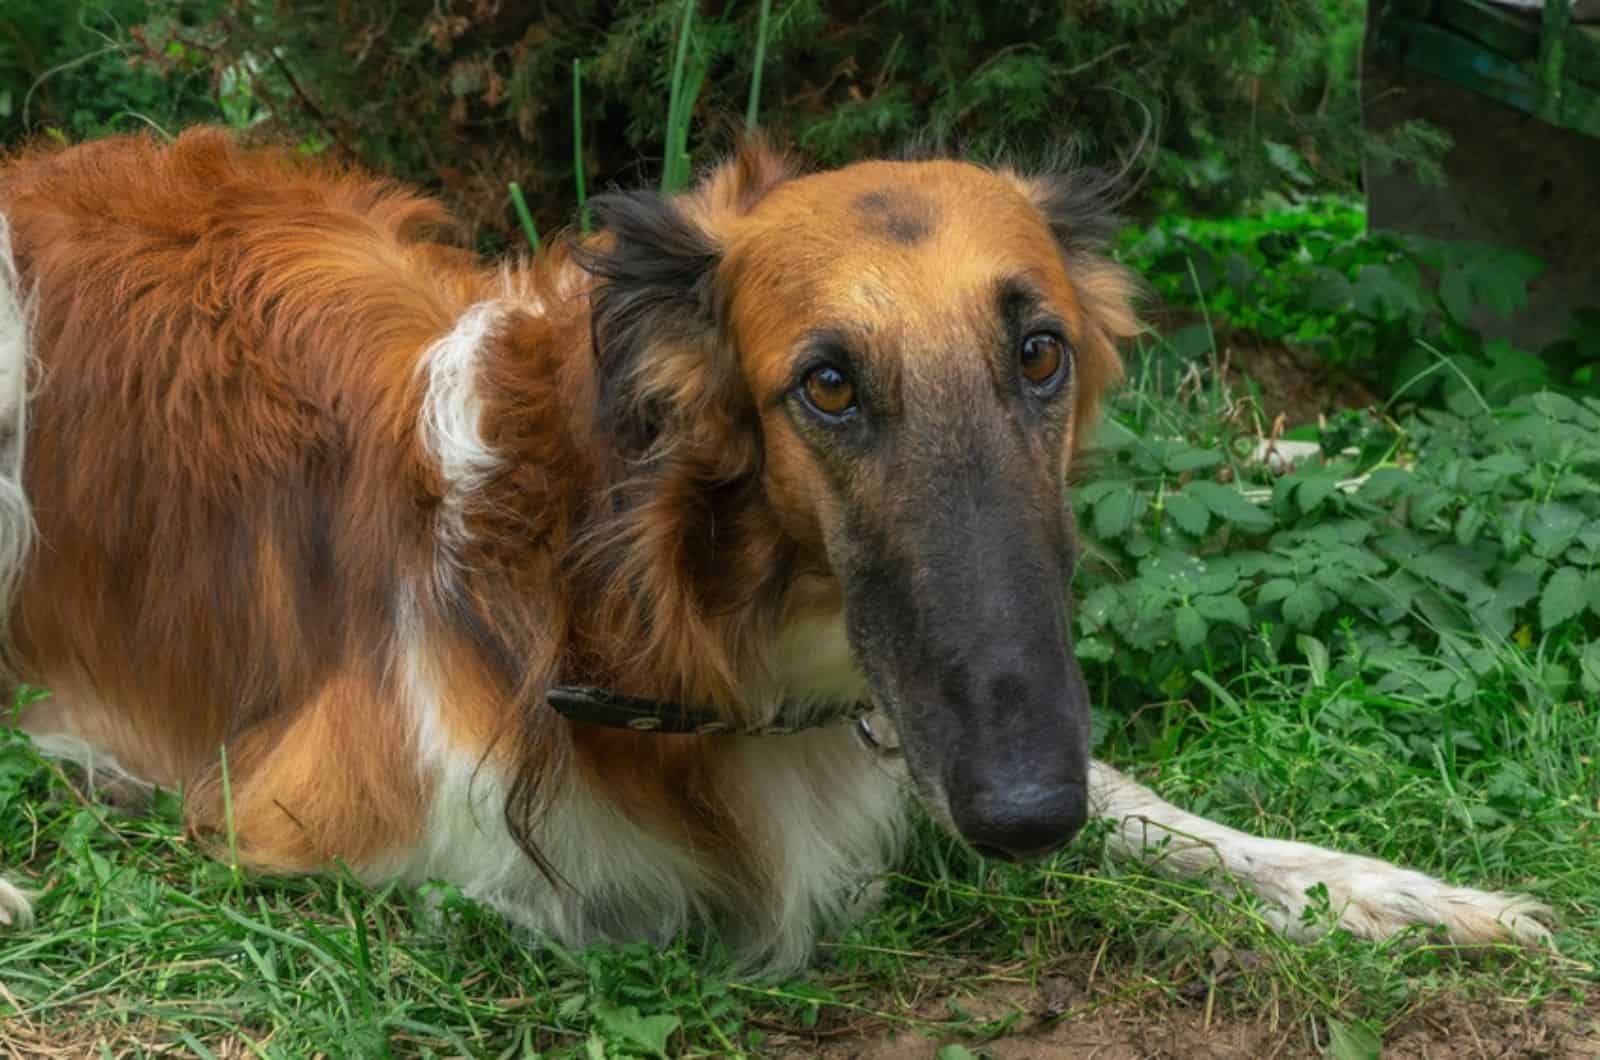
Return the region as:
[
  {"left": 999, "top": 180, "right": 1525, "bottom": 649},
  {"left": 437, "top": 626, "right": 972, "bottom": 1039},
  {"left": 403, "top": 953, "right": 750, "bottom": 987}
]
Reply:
[{"left": 0, "top": 130, "right": 1548, "bottom": 971}]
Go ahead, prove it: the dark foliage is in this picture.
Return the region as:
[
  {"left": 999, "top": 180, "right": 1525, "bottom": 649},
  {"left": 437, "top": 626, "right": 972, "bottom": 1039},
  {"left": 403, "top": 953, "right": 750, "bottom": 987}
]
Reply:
[{"left": 2, "top": 0, "right": 1403, "bottom": 244}]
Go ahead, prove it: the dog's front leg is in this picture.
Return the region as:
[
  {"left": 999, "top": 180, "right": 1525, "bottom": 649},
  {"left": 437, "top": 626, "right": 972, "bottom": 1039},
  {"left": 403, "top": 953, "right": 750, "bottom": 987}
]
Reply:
[{"left": 1088, "top": 761, "right": 1553, "bottom": 947}]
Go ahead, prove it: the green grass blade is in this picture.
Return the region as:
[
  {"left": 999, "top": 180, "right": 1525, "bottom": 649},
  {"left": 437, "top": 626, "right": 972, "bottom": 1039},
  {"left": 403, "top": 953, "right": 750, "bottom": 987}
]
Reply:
[
  {"left": 662, "top": 0, "right": 697, "bottom": 195},
  {"left": 573, "top": 59, "right": 590, "bottom": 233},
  {"left": 745, "top": 0, "right": 772, "bottom": 130},
  {"left": 507, "top": 182, "right": 540, "bottom": 253}
]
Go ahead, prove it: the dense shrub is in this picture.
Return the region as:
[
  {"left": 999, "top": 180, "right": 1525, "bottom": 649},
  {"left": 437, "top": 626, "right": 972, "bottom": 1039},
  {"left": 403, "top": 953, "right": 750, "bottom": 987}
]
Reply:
[
  {"left": 1120, "top": 197, "right": 1600, "bottom": 400},
  {"left": 0, "top": 0, "right": 220, "bottom": 144},
  {"left": 2, "top": 0, "right": 1428, "bottom": 243}
]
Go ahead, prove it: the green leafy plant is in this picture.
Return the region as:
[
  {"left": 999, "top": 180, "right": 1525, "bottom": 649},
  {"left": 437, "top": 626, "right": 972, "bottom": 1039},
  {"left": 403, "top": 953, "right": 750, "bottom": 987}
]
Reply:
[
  {"left": 1120, "top": 197, "right": 1597, "bottom": 404},
  {"left": 5, "top": 0, "right": 1429, "bottom": 244},
  {"left": 1076, "top": 350, "right": 1600, "bottom": 730}
]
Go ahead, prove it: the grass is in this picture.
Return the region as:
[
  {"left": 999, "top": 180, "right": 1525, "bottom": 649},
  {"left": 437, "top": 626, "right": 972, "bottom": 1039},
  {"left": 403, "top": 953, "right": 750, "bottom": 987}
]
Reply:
[{"left": 1, "top": 516, "right": 1594, "bottom": 1058}]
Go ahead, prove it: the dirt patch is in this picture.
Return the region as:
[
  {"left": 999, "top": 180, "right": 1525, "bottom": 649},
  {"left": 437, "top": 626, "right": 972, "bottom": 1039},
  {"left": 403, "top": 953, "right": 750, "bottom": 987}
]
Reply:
[
  {"left": 0, "top": 1014, "right": 263, "bottom": 1059},
  {"left": 1220, "top": 331, "right": 1381, "bottom": 431},
  {"left": 1384, "top": 997, "right": 1600, "bottom": 1060},
  {"left": 773, "top": 975, "right": 1600, "bottom": 1059},
  {"left": 1144, "top": 305, "right": 1381, "bottom": 430}
]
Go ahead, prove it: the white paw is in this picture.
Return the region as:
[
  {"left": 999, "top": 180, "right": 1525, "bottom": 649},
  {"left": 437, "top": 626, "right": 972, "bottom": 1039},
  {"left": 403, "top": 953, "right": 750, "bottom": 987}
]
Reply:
[
  {"left": 1266, "top": 856, "right": 1553, "bottom": 948},
  {"left": 0, "top": 875, "right": 34, "bottom": 930}
]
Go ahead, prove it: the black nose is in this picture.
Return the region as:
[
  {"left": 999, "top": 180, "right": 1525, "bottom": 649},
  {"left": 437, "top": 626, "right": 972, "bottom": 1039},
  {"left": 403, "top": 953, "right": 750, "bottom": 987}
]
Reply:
[{"left": 950, "top": 779, "right": 1088, "bottom": 862}]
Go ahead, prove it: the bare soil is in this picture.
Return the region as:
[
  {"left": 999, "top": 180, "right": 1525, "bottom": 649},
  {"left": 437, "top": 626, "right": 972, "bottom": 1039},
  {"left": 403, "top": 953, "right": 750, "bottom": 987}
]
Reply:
[
  {"left": 1220, "top": 332, "right": 1381, "bottom": 431},
  {"left": 1144, "top": 305, "right": 1382, "bottom": 430},
  {"left": 772, "top": 973, "right": 1600, "bottom": 1059}
]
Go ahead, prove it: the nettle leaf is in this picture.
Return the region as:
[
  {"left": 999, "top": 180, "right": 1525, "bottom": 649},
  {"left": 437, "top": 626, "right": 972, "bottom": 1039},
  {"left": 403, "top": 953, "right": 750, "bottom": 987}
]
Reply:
[
  {"left": 1283, "top": 583, "right": 1325, "bottom": 629},
  {"left": 1075, "top": 635, "right": 1113, "bottom": 663},
  {"left": 1164, "top": 446, "right": 1224, "bottom": 474},
  {"left": 1552, "top": 471, "right": 1600, "bottom": 500},
  {"left": 1080, "top": 584, "right": 1123, "bottom": 629},
  {"left": 595, "top": 1006, "right": 680, "bottom": 1059},
  {"left": 1439, "top": 263, "right": 1473, "bottom": 324},
  {"left": 1313, "top": 566, "right": 1354, "bottom": 595},
  {"left": 1298, "top": 519, "right": 1376, "bottom": 548},
  {"left": 1407, "top": 487, "right": 1454, "bottom": 529},
  {"left": 1175, "top": 604, "right": 1208, "bottom": 651},
  {"left": 1187, "top": 480, "right": 1274, "bottom": 533},
  {"left": 1195, "top": 593, "right": 1251, "bottom": 629},
  {"left": 1093, "top": 489, "right": 1138, "bottom": 539},
  {"left": 1164, "top": 492, "right": 1211, "bottom": 537},
  {"left": 1540, "top": 566, "right": 1588, "bottom": 631},
  {"left": 1326, "top": 1016, "right": 1382, "bottom": 1060},
  {"left": 1501, "top": 499, "right": 1529, "bottom": 557},
  {"left": 1271, "top": 475, "right": 1299, "bottom": 518},
  {"left": 1352, "top": 263, "right": 1427, "bottom": 319},
  {"left": 1406, "top": 550, "right": 1492, "bottom": 599},
  {"left": 1581, "top": 640, "right": 1600, "bottom": 695},
  {"left": 1481, "top": 568, "right": 1544, "bottom": 639},
  {"left": 1074, "top": 480, "right": 1123, "bottom": 505},
  {"left": 1189, "top": 559, "right": 1242, "bottom": 595},
  {"left": 1453, "top": 506, "right": 1485, "bottom": 547},
  {"left": 1357, "top": 467, "right": 1415, "bottom": 503},
  {"left": 1469, "top": 451, "right": 1530, "bottom": 484},
  {"left": 1091, "top": 417, "right": 1140, "bottom": 451},
  {"left": 1258, "top": 577, "right": 1297, "bottom": 604},
  {"left": 1307, "top": 267, "right": 1353, "bottom": 311},
  {"left": 1528, "top": 391, "right": 1583, "bottom": 423},
  {"left": 1528, "top": 502, "right": 1586, "bottom": 559},
  {"left": 1295, "top": 474, "right": 1342, "bottom": 514},
  {"left": 1477, "top": 260, "right": 1540, "bottom": 321}
]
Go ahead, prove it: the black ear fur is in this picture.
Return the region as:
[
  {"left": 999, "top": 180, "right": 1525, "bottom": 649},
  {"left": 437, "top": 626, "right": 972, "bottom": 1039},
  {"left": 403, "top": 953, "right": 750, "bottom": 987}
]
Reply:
[
  {"left": 1027, "top": 167, "right": 1125, "bottom": 258},
  {"left": 577, "top": 190, "right": 722, "bottom": 453}
]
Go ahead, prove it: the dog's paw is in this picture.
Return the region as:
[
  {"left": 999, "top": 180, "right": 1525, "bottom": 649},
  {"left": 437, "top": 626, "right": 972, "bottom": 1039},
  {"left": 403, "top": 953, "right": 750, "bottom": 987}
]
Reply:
[
  {"left": 1266, "top": 856, "right": 1553, "bottom": 949},
  {"left": 0, "top": 875, "right": 34, "bottom": 930}
]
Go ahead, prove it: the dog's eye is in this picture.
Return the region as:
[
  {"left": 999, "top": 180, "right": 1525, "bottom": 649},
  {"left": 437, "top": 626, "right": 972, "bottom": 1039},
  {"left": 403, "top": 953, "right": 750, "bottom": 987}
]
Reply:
[
  {"left": 1019, "top": 333, "right": 1069, "bottom": 393},
  {"left": 802, "top": 364, "right": 857, "bottom": 419}
]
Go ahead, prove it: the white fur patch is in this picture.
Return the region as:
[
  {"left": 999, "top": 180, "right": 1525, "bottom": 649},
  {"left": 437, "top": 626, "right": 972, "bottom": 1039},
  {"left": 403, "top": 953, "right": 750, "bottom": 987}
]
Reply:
[
  {"left": 0, "top": 220, "right": 37, "bottom": 928},
  {"left": 720, "top": 729, "right": 907, "bottom": 970},
  {"left": 0, "top": 876, "right": 32, "bottom": 929},
  {"left": 417, "top": 302, "right": 511, "bottom": 550},
  {"left": 20, "top": 730, "right": 153, "bottom": 805},
  {"left": 758, "top": 609, "right": 872, "bottom": 726},
  {"left": 0, "top": 214, "right": 35, "bottom": 646},
  {"left": 1088, "top": 760, "right": 1553, "bottom": 947},
  {"left": 390, "top": 593, "right": 905, "bottom": 971},
  {"left": 390, "top": 595, "right": 717, "bottom": 944}
]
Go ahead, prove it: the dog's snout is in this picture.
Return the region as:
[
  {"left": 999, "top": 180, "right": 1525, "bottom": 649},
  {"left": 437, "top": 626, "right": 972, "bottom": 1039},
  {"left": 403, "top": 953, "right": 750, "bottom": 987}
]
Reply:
[{"left": 950, "top": 778, "right": 1088, "bottom": 862}]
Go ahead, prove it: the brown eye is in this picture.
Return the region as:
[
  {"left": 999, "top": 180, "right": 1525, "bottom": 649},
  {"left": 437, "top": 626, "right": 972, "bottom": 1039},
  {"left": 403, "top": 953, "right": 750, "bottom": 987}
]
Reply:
[
  {"left": 803, "top": 364, "right": 857, "bottom": 418},
  {"left": 1020, "top": 332, "right": 1067, "bottom": 390}
]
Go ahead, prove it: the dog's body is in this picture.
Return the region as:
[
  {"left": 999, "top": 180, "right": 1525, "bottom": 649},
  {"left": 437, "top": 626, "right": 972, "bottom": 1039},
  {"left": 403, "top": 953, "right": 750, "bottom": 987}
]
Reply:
[{"left": 0, "top": 130, "right": 1548, "bottom": 969}]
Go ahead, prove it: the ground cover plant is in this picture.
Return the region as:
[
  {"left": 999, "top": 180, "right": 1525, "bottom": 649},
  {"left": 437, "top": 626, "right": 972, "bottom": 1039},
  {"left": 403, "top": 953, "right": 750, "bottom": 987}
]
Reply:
[
  {"left": 1121, "top": 195, "right": 1600, "bottom": 403},
  {"left": 3, "top": 0, "right": 1448, "bottom": 238}
]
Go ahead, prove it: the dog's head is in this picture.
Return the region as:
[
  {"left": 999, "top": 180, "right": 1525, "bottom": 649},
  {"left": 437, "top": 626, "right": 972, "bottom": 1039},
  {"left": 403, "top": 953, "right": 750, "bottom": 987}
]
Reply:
[{"left": 579, "top": 141, "right": 1138, "bottom": 861}]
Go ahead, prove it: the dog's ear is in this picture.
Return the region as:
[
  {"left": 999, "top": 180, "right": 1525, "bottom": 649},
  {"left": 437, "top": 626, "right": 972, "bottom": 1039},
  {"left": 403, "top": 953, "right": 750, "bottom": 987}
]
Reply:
[
  {"left": 582, "top": 190, "right": 724, "bottom": 457},
  {"left": 581, "top": 142, "right": 798, "bottom": 471},
  {"left": 1009, "top": 169, "right": 1143, "bottom": 440},
  {"left": 683, "top": 133, "right": 799, "bottom": 237}
]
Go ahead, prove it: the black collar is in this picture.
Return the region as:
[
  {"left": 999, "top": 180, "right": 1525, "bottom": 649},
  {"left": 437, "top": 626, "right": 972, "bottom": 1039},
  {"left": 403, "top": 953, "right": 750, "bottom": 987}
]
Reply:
[{"left": 545, "top": 684, "right": 873, "bottom": 736}]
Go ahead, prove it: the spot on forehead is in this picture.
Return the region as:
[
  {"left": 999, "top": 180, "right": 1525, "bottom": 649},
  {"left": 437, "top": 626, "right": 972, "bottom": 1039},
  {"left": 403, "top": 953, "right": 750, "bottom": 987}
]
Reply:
[{"left": 851, "top": 189, "right": 938, "bottom": 246}]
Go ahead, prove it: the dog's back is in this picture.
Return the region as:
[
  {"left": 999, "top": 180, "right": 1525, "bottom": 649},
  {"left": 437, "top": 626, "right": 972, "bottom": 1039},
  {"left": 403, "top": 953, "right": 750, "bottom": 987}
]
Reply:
[{"left": 0, "top": 131, "right": 495, "bottom": 862}]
